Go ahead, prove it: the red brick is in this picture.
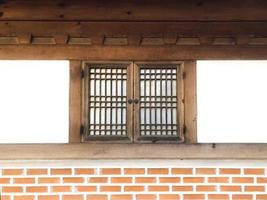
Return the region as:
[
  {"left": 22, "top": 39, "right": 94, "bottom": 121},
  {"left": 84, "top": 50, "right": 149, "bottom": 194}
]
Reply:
[
  {"left": 125, "top": 186, "right": 145, "bottom": 192},
  {"left": 208, "top": 177, "right": 229, "bottom": 183},
  {"left": 196, "top": 185, "right": 217, "bottom": 192},
  {"left": 62, "top": 195, "right": 83, "bottom": 200},
  {"left": 135, "top": 177, "right": 156, "bottom": 183},
  {"left": 232, "top": 195, "right": 253, "bottom": 200},
  {"left": 38, "top": 196, "right": 59, "bottom": 200},
  {"left": 196, "top": 168, "right": 216, "bottom": 174},
  {"left": 101, "top": 168, "right": 121, "bottom": 175},
  {"left": 26, "top": 186, "right": 48, "bottom": 193},
  {"left": 208, "top": 194, "right": 229, "bottom": 200},
  {"left": 75, "top": 168, "right": 95, "bottom": 175},
  {"left": 76, "top": 186, "right": 97, "bottom": 192},
  {"left": 111, "top": 195, "right": 132, "bottom": 200},
  {"left": 136, "top": 194, "right": 157, "bottom": 200},
  {"left": 244, "top": 168, "right": 265, "bottom": 175},
  {"left": 148, "top": 168, "right": 169, "bottom": 174},
  {"left": 3, "top": 186, "right": 23, "bottom": 193},
  {"left": 245, "top": 186, "right": 265, "bottom": 192},
  {"left": 100, "top": 186, "right": 121, "bottom": 192},
  {"left": 159, "top": 194, "right": 180, "bottom": 200},
  {"left": 88, "top": 177, "right": 108, "bottom": 183},
  {"left": 38, "top": 177, "right": 60, "bottom": 183},
  {"left": 159, "top": 177, "right": 180, "bottom": 183},
  {"left": 87, "top": 195, "right": 108, "bottom": 200},
  {"left": 0, "top": 178, "right": 10, "bottom": 184},
  {"left": 232, "top": 177, "right": 254, "bottom": 183},
  {"left": 111, "top": 177, "right": 132, "bottom": 183},
  {"left": 14, "top": 196, "right": 35, "bottom": 200},
  {"left": 220, "top": 185, "right": 242, "bottom": 192},
  {"left": 171, "top": 168, "right": 193, "bottom": 174},
  {"left": 14, "top": 178, "right": 35, "bottom": 184},
  {"left": 148, "top": 185, "right": 169, "bottom": 192},
  {"left": 50, "top": 168, "right": 72, "bottom": 175},
  {"left": 184, "top": 194, "right": 205, "bottom": 200},
  {"left": 2, "top": 169, "right": 23, "bottom": 176},
  {"left": 27, "top": 168, "right": 48, "bottom": 175},
  {"left": 63, "top": 177, "right": 84, "bottom": 183},
  {"left": 257, "top": 195, "right": 267, "bottom": 200},
  {"left": 52, "top": 186, "right": 72, "bottom": 192},
  {"left": 220, "top": 168, "right": 240, "bottom": 174},
  {"left": 124, "top": 168, "right": 145, "bottom": 175},
  {"left": 172, "top": 186, "right": 193, "bottom": 191},
  {"left": 183, "top": 177, "right": 204, "bottom": 183}
]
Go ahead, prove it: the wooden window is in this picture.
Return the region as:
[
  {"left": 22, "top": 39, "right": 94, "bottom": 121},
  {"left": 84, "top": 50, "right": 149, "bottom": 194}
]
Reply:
[{"left": 82, "top": 62, "right": 184, "bottom": 143}]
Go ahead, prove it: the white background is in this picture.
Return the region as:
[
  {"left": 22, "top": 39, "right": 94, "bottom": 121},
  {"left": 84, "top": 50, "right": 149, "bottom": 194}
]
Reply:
[
  {"left": 197, "top": 60, "right": 267, "bottom": 143},
  {"left": 0, "top": 61, "right": 69, "bottom": 143}
]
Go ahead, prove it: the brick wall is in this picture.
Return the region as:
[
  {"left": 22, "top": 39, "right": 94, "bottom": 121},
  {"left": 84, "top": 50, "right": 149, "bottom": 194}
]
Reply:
[{"left": 1, "top": 160, "right": 267, "bottom": 200}]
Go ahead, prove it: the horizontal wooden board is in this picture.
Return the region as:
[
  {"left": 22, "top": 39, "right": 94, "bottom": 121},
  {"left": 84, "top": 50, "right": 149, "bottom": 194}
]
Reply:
[
  {"left": 1, "top": 21, "right": 267, "bottom": 37},
  {"left": 0, "top": 143, "right": 267, "bottom": 159},
  {"left": 0, "top": 0, "right": 267, "bottom": 21},
  {"left": 1, "top": 45, "right": 267, "bottom": 60}
]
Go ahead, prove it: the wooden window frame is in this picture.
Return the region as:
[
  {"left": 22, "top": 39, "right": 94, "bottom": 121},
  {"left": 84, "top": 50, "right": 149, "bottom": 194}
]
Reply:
[
  {"left": 2, "top": 45, "right": 267, "bottom": 159},
  {"left": 81, "top": 61, "right": 187, "bottom": 143}
]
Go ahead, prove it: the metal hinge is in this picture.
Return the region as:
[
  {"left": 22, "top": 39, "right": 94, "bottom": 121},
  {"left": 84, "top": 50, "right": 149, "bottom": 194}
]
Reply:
[
  {"left": 81, "top": 69, "right": 85, "bottom": 79},
  {"left": 80, "top": 124, "right": 85, "bottom": 135},
  {"left": 183, "top": 125, "right": 187, "bottom": 134},
  {"left": 182, "top": 72, "right": 186, "bottom": 79}
]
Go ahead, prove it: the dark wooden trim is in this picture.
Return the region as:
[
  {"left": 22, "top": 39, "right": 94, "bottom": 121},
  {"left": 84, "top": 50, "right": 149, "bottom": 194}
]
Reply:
[
  {"left": 69, "top": 60, "right": 82, "bottom": 143},
  {"left": 1, "top": 144, "right": 267, "bottom": 160},
  {"left": 1, "top": 45, "right": 267, "bottom": 60},
  {"left": 0, "top": 0, "right": 267, "bottom": 21},
  {"left": 184, "top": 61, "right": 197, "bottom": 143},
  {"left": 2, "top": 21, "right": 267, "bottom": 37}
]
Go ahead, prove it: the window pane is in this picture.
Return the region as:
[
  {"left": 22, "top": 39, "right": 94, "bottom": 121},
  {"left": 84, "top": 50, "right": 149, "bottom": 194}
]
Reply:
[
  {"left": 197, "top": 60, "right": 267, "bottom": 143},
  {"left": 87, "top": 64, "right": 128, "bottom": 138},
  {"left": 139, "top": 65, "right": 178, "bottom": 138},
  {"left": 0, "top": 61, "right": 69, "bottom": 143}
]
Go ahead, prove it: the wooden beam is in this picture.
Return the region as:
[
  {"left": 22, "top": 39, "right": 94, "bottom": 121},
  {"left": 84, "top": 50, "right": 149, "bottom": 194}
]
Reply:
[
  {"left": 69, "top": 60, "right": 82, "bottom": 143},
  {"left": 0, "top": 0, "right": 267, "bottom": 21},
  {"left": 184, "top": 61, "right": 197, "bottom": 143},
  {"left": 1, "top": 143, "right": 267, "bottom": 159},
  {"left": 1, "top": 21, "right": 267, "bottom": 37},
  {"left": 1, "top": 45, "right": 267, "bottom": 60}
]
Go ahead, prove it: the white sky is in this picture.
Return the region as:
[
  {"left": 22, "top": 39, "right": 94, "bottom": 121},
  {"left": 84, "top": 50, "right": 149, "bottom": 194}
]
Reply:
[
  {"left": 197, "top": 60, "right": 267, "bottom": 143},
  {"left": 0, "top": 61, "right": 69, "bottom": 143}
]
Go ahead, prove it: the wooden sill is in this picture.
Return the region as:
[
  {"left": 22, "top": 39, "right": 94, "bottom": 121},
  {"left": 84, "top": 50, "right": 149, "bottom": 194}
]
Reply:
[{"left": 0, "top": 143, "right": 267, "bottom": 160}]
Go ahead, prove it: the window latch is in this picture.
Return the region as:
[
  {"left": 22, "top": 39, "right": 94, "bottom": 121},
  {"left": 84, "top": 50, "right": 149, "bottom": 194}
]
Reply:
[
  {"left": 133, "top": 99, "right": 139, "bottom": 104},
  {"left": 128, "top": 99, "right": 133, "bottom": 104}
]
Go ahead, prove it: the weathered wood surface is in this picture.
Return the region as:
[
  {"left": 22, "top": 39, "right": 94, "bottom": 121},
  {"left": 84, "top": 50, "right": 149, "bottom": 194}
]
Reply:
[
  {"left": 0, "top": 143, "right": 267, "bottom": 159},
  {"left": 0, "top": 45, "right": 267, "bottom": 60},
  {"left": 1, "top": 21, "right": 267, "bottom": 36},
  {"left": 0, "top": 0, "right": 267, "bottom": 21}
]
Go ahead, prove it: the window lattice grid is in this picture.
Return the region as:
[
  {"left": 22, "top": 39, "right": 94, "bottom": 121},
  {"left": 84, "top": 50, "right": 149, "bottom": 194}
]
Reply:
[
  {"left": 139, "top": 66, "right": 178, "bottom": 137},
  {"left": 87, "top": 65, "right": 128, "bottom": 138}
]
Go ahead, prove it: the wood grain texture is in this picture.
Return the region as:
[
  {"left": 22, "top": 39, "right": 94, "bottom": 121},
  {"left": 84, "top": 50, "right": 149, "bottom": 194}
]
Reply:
[
  {"left": 184, "top": 61, "right": 197, "bottom": 143},
  {"left": 0, "top": 0, "right": 267, "bottom": 21},
  {"left": 1, "top": 45, "right": 267, "bottom": 60},
  {"left": 1, "top": 21, "right": 267, "bottom": 37},
  {"left": 69, "top": 60, "right": 82, "bottom": 143},
  {"left": 1, "top": 144, "right": 267, "bottom": 159}
]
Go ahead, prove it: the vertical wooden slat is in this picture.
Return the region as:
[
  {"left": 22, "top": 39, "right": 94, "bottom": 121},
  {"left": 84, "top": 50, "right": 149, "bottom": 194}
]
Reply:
[
  {"left": 184, "top": 61, "right": 197, "bottom": 143},
  {"left": 69, "top": 60, "right": 82, "bottom": 143}
]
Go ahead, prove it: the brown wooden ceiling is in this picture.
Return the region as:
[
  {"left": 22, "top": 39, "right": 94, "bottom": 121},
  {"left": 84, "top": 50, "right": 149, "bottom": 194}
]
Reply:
[{"left": 0, "top": 0, "right": 267, "bottom": 22}]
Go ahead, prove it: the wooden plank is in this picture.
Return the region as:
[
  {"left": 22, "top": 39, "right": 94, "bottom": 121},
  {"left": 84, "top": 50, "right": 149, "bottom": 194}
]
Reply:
[
  {"left": 1, "top": 45, "right": 267, "bottom": 60},
  {"left": 0, "top": 0, "right": 267, "bottom": 21},
  {"left": 1, "top": 143, "right": 267, "bottom": 159},
  {"left": 1, "top": 21, "right": 267, "bottom": 37},
  {"left": 69, "top": 60, "right": 82, "bottom": 143},
  {"left": 184, "top": 61, "right": 197, "bottom": 143}
]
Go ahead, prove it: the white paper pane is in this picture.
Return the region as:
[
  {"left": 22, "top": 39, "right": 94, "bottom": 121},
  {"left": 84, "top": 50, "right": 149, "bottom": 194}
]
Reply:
[
  {"left": 0, "top": 60, "right": 69, "bottom": 143},
  {"left": 197, "top": 60, "right": 267, "bottom": 143}
]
